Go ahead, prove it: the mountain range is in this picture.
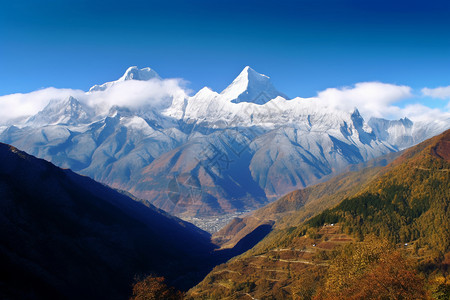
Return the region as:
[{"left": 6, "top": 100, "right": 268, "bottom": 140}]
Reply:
[{"left": 1, "top": 66, "right": 448, "bottom": 226}]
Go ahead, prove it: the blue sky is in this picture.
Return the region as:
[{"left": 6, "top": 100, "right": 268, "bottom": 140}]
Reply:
[{"left": 1, "top": 0, "right": 450, "bottom": 108}]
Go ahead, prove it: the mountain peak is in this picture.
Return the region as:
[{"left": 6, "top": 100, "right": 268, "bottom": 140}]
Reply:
[
  {"left": 119, "top": 66, "right": 161, "bottom": 81},
  {"left": 194, "top": 87, "right": 219, "bottom": 98},
  {"left": 26, "top": 96, "right": 92, "bottom": 126},
  {"left": 220, "top": 66, "right": 287, "bottom": 104},
  {"left": 241, "top": 66, "right": 269, "bottom": 79},
  {"left": 89, "top": 66, "right": 160, "bottom": 92}
]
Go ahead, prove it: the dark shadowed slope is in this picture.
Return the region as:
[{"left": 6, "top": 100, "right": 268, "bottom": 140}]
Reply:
[{"left": 0, "top": 143, "right": 216, "bottom": 300}]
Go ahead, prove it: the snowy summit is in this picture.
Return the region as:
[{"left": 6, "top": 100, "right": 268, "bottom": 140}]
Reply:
[
  {"left": 89, "top": 66, "right": 161, "bottom": 92},
  {"left": 220, "top": 66, "right": 288, "bottom": 104}
]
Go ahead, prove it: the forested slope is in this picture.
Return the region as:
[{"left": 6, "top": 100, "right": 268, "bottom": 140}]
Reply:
[{"left": 188, "top": 129, "right": 450, "bottom": 299}]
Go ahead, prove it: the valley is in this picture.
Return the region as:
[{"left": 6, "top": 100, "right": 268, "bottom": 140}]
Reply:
[{"left": 183, "top": 211, "right": 252, "bottom": 233}]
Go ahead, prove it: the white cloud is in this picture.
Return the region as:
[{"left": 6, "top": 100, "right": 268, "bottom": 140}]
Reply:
[
  {"left": 396, "top": 103, "right": 450, "bottom": 122},
  {"left": 310, "top": 82, "right": 450, "bottom": 124},
  {"left": 422, "top": 86, "right": 450, "bottom": 99},
  {"left": 314, "top": 82, "right": 413, "bottom": 119},
  {"left": 0, "top": 78, "right": 189, "bottom": 124},
  {"left": 84, "top": 78, "right": 188, "bottom": 115},
  {"left": 0, "top": 88, "right": 84, "bottom": 123}
]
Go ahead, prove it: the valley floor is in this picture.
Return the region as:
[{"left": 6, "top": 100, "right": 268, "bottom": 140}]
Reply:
[{"left": 181, "top": 211, "right": 252, "bottom": 233}]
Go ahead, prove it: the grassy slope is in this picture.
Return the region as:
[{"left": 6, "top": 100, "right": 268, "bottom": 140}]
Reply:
[{"left": 213, "top": 152, "right": 400, "bottom": 250}]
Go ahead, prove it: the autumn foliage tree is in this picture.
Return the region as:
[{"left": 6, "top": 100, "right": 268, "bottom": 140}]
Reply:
[
  {"left": 130, "top": 275, "right": 183, "bottom": 300},
  {"left": 316, "top": 238, "right": 428, "bottom": 300},
  {"left": 340, "top": 251, "right": 427, "bottom": 299}
]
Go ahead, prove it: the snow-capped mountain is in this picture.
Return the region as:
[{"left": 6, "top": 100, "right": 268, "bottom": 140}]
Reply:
[
  {"left": 219, "top": 66, "right": 288, "bottom": 104},
  {"left": 26, "top": 96, "right": 93, "bottom": 126},
  {"left": 89, "top": 66, "right": 160, "bottom": 92},
  {"left": 0, "top": 66, "right": 448, "bottom": 221},
  {"left": 369, "top": 116, "right": 450, "bottom": 150}
]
